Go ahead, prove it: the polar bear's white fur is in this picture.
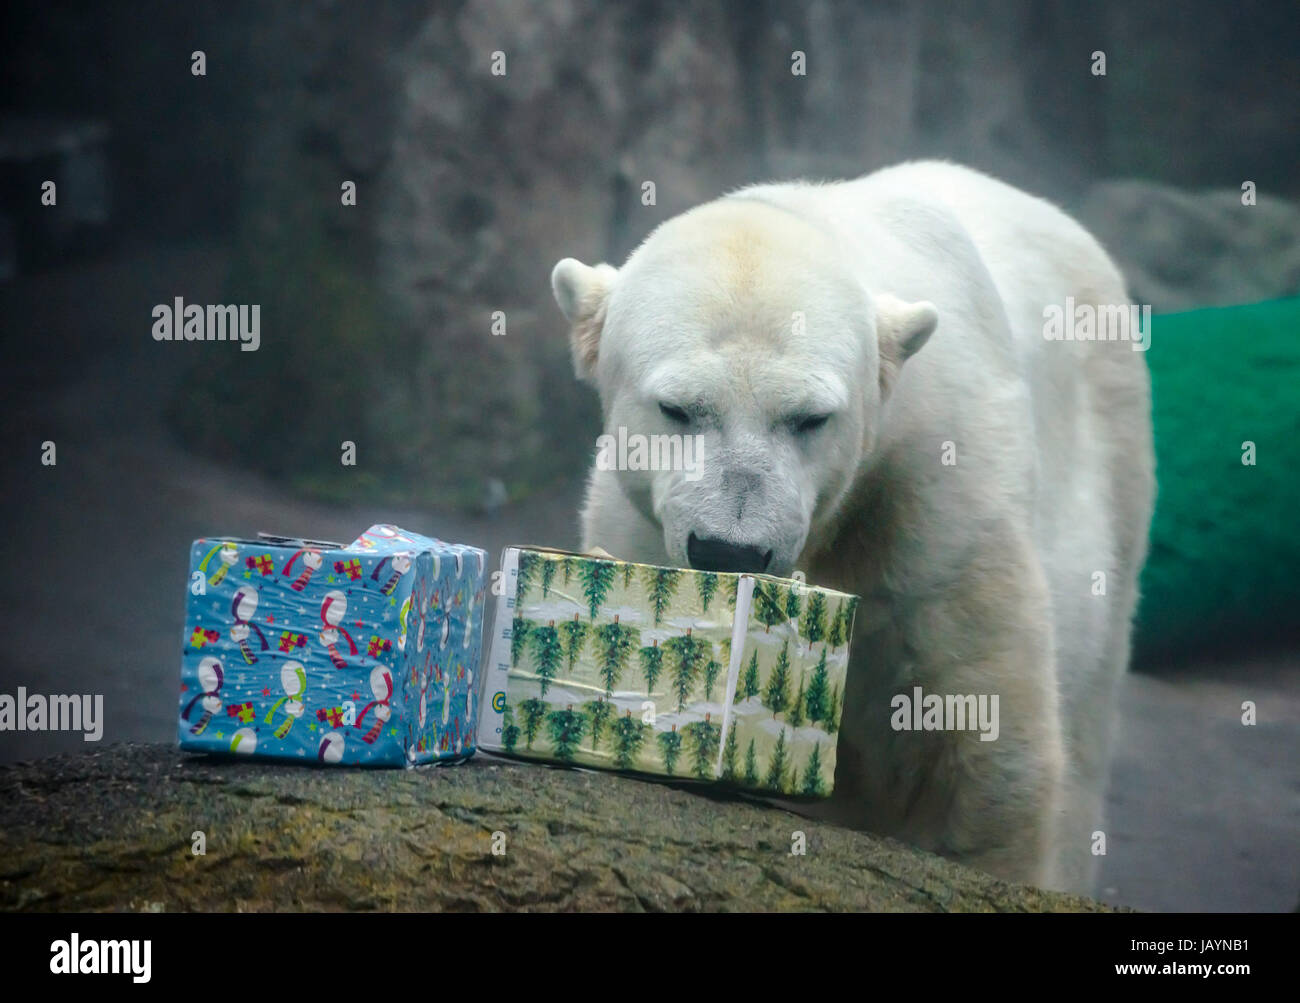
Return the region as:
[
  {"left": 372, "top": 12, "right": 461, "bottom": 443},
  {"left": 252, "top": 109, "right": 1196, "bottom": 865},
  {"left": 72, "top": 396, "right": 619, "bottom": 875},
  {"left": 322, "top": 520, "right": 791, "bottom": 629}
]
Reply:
[{"left": 551, "top": 161, "right": 1155, "bottom": 894}]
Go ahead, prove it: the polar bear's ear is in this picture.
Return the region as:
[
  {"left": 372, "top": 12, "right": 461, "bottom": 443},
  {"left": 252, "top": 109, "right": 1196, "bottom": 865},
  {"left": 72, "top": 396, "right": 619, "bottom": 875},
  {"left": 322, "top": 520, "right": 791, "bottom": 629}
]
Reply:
[
  {"left": 874, "top": 293, "right": 938, "bottom": 397},
  {"left": 552, "top": 258, "right": 619, "bottom": 382}
]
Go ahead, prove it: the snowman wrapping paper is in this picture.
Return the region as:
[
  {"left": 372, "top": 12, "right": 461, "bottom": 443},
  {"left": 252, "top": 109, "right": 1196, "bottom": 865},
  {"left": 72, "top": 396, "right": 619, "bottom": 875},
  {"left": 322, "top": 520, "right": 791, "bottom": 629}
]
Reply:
[
  {"left": 179, "top": 525, "right": 488, "bottom": 766},
  {"left": 477, "top": 547, "right": 859, "bottom": 796}
]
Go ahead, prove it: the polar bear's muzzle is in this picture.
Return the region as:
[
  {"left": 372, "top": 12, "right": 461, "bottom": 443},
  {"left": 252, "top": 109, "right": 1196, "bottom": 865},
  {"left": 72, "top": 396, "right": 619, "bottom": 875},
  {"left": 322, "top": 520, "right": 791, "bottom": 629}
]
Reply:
[
  {"left": 653, "top": 439, "right": 811, "bottom": 579},
  {"left": 686, "top": 533, "right": 773, "bottom": 574}
]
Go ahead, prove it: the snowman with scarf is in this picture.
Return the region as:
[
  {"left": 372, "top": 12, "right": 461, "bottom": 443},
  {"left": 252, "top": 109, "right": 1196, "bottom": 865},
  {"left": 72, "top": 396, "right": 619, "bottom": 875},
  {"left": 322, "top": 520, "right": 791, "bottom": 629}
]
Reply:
[
  {"left": 356, "top": 666, "right": 394, "bottom": 744},
  {"left": 265, "top": 660, "right": 307, "bottom": 738},
  {"left": 318, "top": 590, "right": 358, "bottom": 669},
  {"left": 230, "top": 586, "right": 269, "bottom": 664},
  {"left": 282, "top": 547, "right": 323, "bottom": 591},
  {"left": 370, "top": 551, "right": 413, "bottom": 597},
  {"left": 198, "top": 541, "right": 240, "bottom": 587},
  {"left": 182, "top": 656, "right": 224, "bottom": 735}
]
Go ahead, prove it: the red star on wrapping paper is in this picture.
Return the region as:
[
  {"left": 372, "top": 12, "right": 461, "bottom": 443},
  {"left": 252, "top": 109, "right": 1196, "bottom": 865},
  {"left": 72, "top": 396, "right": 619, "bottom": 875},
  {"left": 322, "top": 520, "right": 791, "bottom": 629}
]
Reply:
[
  {"left": 355, "top": 621, "right": 363, "bottom": 627},
  {"left": 180, "top": 684, "right": 188, "bottom": 692},
  {"left": 352, "top": 692, "right": 360, "bottom": 701},
  {"left": 266, "top": 615, "right": 275, "bottom": 623},
  {"left": 262, "top": 687, "right": 271, "bottom": 696}
]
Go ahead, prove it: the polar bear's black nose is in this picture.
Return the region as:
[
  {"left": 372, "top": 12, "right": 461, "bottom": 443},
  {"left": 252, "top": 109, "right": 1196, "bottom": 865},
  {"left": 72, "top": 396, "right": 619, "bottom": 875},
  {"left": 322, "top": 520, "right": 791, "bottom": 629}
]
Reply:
[{"left": 687, "top": 533, "right": 773, "bottom": 574}]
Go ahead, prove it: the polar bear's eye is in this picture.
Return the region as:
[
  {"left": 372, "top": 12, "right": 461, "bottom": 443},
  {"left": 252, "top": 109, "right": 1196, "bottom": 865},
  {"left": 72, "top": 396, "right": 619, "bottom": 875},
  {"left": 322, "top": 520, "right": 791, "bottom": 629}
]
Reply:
[
  {"left": 659, "top": 402, "right": 691, "bottom": 425},
  {"left": 793, "top": 414, "right": 831, "bottom": 434}
]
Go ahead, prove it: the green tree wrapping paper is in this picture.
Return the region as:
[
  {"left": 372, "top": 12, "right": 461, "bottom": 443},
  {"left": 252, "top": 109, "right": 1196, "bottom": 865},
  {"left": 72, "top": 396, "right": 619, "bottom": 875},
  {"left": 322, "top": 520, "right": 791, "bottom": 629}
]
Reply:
[{"left": 478, "top": 547, "right": 859, "bottom": 796}]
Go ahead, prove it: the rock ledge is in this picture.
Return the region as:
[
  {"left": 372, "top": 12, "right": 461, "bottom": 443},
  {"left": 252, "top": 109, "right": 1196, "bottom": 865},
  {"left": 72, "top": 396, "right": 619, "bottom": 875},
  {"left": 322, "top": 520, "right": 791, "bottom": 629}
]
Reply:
[{"left": 0, "top": 744, "right": 1109, "bottom": 912}]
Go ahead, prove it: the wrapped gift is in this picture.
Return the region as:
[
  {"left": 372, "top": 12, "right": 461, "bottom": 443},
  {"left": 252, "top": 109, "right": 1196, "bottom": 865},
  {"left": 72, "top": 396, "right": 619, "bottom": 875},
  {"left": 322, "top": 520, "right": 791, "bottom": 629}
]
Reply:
[
  {"left": 178, "top": 525, "right": 487, "bottom": 766},
  {"left": 477, "top": 547, "right": 858, "bottom": 796}
]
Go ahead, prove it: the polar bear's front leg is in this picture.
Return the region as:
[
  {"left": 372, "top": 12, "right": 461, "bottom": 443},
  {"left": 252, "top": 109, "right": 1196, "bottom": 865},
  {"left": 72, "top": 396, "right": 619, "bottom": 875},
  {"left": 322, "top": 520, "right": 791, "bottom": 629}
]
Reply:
[
  {"left": 819, "top": 526, "right": 1068, "bottom": 890},
  {"left": 894, "top": 536, "right": 1068, "bottom": 889},
  {"left": 907, "top": 667, "right": 1067, "bottom": 890}
]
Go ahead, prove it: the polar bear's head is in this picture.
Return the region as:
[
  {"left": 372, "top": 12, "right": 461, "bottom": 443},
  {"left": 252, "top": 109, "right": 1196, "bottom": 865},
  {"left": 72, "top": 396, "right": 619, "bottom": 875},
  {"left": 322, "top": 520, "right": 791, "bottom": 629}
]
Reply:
[{"left": 552, "top": 197, "right": 936, "bottom": 577}]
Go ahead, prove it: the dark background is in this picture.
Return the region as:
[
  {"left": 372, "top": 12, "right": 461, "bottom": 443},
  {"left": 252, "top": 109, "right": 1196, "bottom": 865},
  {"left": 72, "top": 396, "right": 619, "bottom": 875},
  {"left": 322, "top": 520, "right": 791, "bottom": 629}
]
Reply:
[{"left": 1, "top": 0, "right": 1296, "bottom": 912}]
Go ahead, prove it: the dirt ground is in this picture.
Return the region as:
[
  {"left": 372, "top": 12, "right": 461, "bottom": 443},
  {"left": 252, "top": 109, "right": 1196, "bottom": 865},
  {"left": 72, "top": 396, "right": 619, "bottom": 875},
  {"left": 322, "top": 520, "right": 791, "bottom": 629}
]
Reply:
[{"left": 1, "top": 242, "right": 1295, "bottom": 912}]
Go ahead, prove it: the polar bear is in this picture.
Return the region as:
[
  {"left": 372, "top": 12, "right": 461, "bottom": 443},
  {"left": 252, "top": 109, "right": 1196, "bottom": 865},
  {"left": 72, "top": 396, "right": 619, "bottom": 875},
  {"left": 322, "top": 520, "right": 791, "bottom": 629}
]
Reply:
[{"left": 550, "top": 160, "right": 1155, "bottom": 894}]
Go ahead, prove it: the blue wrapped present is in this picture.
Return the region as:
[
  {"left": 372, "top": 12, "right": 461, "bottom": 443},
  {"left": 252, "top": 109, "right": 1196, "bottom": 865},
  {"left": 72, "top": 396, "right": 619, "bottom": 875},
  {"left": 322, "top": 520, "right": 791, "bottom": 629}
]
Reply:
[{"left": 178, "top": 524, "right": 487, "bottom": 766}]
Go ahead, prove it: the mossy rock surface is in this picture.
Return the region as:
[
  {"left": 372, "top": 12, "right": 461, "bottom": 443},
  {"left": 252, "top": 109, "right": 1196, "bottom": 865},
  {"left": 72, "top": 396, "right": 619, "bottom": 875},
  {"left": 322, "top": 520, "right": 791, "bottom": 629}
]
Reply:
[{"left": 0, "top": 743, "right": 1109, "bottom": 912}]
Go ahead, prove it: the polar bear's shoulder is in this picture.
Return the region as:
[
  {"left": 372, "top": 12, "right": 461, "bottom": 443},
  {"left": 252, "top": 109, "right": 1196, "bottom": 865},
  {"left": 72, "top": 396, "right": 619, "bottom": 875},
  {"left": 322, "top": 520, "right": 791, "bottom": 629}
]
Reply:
[
  {"left": 856, "top": 161, "right": 1125, "bottom": 286},
  {"left": 731, "top": 161, "right": 1108, "bottom": 265},
  {"left": 849, "top": 159, "right": 1054, "bottom": 218},
  {"left": 724, "top": 169, "right": 986, "bottom": 275}
]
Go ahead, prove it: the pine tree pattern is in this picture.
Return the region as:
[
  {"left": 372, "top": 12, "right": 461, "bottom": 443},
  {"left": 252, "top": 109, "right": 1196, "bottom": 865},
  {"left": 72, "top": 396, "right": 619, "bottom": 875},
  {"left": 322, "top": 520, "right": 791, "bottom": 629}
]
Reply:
[
  {"left": 510, "top": 615, "right": 532, "bottom": 667},
  {"left": 639, "top": 639, "right": 664, "bottom": 693},
  {"left": 826, "top": 683, "right": 841, "bottom": 735},
  {"left": 643, "top": 567, "right": 682, "bottom": 626},
  {"left": 498, "top": 550, "right": 856, "bottom": 796},
  {"left": 658, "top": 726, "right": 683, "bottom": 775},
  {"left": 742, "top": 650, "right": 760, "bottom": 700},
  {"left": 828, "top": 600, "right": 846, "bottom": 652},
  {"left": 764, "top": 728, "right": 789, "bottom": 792},
  {"left": 788, "top": 673, "right": 806, "bottom": 727},
  {"left": 801, "top": 742, "right": 826, "bottom": 796},
  {"left": 742, "top": 738, "right": 760, "bottom": 787},
  {"left": 721, "top": 723, "right": 739, "bottom": 781},
  {"left": 685, "top": 716, "right": 721, "bottom": 779},
  {"left": 529, "top": 620, "right": 563, "bottom": 696},
  {"left": 516, "top": 550, "right": 540, "bottom": 605},
  {"left": 696, "top": 572, "right": 718, "bottom": 613},
  {"left": 502, "top": 705, "right": 520, "bottom": 753},
  {"left": 763, "top": 640, "right": 792, "bottom": 718},
  {"left": 785, "top": 584, "right": 802, "bottom": 621},
  {"left": 593, "top": 615, "right": 639, "bottom": 694},
  {"left": 702, "top": 652, "right": 722, "bottom": 703},
  {"left": 799, "top": 590, "right": 828, "bottom": 650},
  {"left": 547, "top": 705, "right": 586, "bottom": 762},
  {"left": 663, "top": 628, "right": 707, "bottom": 712},
  {"left": 804, "top": 648, "right": 830, "bottom": 724},
  {"left": 754, "top": 581, "right": 786, "bottom": 633},
  {"left": 579, "top": 559, "right": 617, "bottom": 620},
  {"left": 610, "top": 710, "right": 647, "bottom": 769},
  {"left": 583, "top": 698, "right": 613, "bottom": 751},
  {"left": 519, "top": 697, "right": 547, "bottom": 750},
  {"left": 560, "top": 612, "right": 589, "bottom": 671}
]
